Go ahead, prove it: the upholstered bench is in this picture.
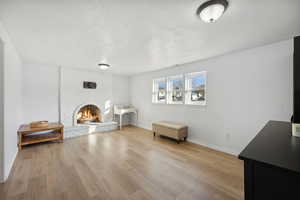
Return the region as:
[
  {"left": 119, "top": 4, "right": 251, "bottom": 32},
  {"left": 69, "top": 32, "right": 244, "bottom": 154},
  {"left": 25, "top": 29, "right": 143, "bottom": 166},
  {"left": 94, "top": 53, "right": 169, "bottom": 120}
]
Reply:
[{"left": 152, "top": 121, "right": 188, "bottom": 143}]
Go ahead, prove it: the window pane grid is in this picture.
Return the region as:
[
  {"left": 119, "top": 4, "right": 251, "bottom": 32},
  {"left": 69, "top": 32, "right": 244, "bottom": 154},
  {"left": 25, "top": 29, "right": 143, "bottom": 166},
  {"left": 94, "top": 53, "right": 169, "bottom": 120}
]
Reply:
[
  {"left": 185, "top": 71, "right": 206, "bottom": 105},
  {"left": 152, "top": 78, "right": 166, "bottom": 103},
  {"left": 152, "top": 71, "right": 206, "bottom": 105},
  {"left": 167, "top": 75, "right": 184, "bottom": 104}
]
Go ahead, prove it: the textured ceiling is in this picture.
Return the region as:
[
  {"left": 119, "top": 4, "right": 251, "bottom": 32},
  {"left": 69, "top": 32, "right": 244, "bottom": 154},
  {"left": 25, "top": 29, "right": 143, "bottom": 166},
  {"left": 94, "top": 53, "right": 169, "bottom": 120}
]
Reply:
[{"left": 0, "top": 0, "right": 300, "bottom": 75}]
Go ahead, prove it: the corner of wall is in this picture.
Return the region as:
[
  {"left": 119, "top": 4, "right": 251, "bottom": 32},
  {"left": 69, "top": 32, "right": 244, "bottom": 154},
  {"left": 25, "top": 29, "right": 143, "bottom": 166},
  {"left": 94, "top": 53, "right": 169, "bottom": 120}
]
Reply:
[
  {"left": 0, "top": 21, "right": 23, "bottom": 183},
  {"left": 3, "top": 149, "right": 18, "bottom": 182},
  {"left": 0, "top": 36, "right": 4, "bottom": 183}
]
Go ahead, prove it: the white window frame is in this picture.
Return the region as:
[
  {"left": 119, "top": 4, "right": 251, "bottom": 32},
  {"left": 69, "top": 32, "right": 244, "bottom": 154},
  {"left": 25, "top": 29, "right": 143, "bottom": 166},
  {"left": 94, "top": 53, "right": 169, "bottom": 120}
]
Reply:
[
  {"left": 185, "top": 71, "right": 207, "bottom": 106},
  {"left": 152, "top": 77, "right": 167, "bottom": 104},
  {"left": 167, "top": 75, "right": 184, "bottom": 104}
]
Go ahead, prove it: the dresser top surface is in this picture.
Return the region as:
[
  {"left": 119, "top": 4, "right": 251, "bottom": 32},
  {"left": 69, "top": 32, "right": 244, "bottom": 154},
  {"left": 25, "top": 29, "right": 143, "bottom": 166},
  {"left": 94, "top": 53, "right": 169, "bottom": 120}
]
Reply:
[{"left": 239, "top": 120, "right": 300, "bottom": 173}]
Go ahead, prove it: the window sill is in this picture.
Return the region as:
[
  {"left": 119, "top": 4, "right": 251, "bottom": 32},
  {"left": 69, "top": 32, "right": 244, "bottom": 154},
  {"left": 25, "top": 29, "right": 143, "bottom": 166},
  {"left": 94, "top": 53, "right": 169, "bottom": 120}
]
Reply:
[
  {"left": 185, "top": 101, "right": 206, "bottom": 106},
  {"left": 152, "top": 102, "right": 166, "bottom": 104},
  {"left": 168, "top": 102, "right": 184, "bottom": 105}
]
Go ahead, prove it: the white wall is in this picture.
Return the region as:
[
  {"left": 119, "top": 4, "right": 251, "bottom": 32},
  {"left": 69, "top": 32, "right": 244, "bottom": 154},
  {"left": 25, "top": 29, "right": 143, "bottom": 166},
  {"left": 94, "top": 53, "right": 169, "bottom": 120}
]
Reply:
[
  {"left": 130, "top": 40, "right": 293, "bottom": 155},
  {"left": 0, "top": 22, "right": 23, "bottom": 182},
  {"left": 22, "top": 64, "right": 59, "bottom": 123},
  {"left": 112, "top": 74, "right": 130, "bottom": 105},
  {"left": 112, "top": 74, "right": 131, "bottom": 125},
  {"left": 22, "top": 65, "right": 130, "bottom": 127},
  {"left": 0, "top": 37, "right": 4, "bottom": 182}
]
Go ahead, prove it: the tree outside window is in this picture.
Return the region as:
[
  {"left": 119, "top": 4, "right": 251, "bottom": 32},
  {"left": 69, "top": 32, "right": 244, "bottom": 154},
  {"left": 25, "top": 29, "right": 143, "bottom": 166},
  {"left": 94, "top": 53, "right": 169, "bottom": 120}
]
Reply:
[
  {"left": 185, "top": 72, "right": 207, "bottom": 105},
  {"left": 167, "top": 75, "right": 184, "bottom": 104},
  {"left": 152, "top": 78, "right": 167, "bottom": 103}
]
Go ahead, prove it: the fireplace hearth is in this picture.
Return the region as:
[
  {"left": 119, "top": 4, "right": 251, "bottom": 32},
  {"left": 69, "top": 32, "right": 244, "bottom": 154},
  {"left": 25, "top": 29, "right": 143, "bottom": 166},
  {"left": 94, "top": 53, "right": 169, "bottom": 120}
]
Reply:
[{"left": 76, "top": 104, "right": 101, "bottom": 124}]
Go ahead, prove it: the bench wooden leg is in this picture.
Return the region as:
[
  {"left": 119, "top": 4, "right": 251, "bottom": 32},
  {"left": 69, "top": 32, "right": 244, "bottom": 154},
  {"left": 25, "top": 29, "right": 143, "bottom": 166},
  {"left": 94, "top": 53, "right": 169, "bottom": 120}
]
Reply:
[
  {"left": 153, "top": 132, "right": 156, "bottom": 137},
  {"left": 184, "top": 137, "right": 187, "bottom": 141},
  {"left": 177, "top": 140, "right": 180, "bottom": 144},
  {"left": 60, "top": 127, "right": 64, "bottom": 142},
  {"left": 18, "top": 133, "right": 22, "bottom": 150}
]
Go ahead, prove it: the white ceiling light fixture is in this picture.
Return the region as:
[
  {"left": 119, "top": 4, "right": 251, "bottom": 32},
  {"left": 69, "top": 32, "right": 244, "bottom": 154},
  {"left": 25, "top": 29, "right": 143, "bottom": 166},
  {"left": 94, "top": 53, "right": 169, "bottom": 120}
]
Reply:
[
  {"left": 197, "top": 0, "right": 228, "bottom": 23},
  {"left": 98, "top": 63, "right": 110, "bottom": 70}
]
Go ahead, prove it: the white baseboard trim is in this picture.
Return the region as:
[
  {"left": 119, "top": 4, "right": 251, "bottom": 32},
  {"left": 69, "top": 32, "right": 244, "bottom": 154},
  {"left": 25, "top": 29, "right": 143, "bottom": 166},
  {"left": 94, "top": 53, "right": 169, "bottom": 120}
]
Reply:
[
  {"left": 186, "top": 139, "right": 239, "bottom": 156},
  {"left": 2, "top": 149, "right": 18, "bottom": 183},
  {"left": 134, "top": 121, "right": 152, "bottom": 130},
  {"left": 132, "top": 122, "right": 239, "bottom": 156}
]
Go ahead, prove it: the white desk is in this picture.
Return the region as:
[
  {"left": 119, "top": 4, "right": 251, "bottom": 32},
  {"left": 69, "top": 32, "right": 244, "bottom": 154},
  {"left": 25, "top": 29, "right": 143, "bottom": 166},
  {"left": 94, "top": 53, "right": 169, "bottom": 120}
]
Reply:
[{"left": 114, "top": 106, "right": 138, "bottom": 129}]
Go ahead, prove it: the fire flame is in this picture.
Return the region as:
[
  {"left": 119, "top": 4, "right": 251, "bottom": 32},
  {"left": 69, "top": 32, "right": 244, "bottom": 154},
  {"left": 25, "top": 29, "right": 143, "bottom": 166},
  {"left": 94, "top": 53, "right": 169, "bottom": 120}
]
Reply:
[{"left": 77, "top": 106, "right": 101, "bottom": 123}]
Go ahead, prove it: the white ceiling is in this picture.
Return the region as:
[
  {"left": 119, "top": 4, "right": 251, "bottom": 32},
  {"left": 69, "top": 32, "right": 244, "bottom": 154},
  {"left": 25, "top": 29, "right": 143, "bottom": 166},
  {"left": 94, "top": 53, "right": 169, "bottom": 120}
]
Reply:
[{"left": 0, "top": 0, "right": 300, "bottom": 75}]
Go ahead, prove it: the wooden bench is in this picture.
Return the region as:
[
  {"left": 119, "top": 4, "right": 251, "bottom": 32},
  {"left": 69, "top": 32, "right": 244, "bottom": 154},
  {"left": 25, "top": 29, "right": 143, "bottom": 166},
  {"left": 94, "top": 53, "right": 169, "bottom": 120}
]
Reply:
[
  {"left": 152, "top": 121, "right": 188, "bottom": 143},
  {"left": 17, "top": 122, "right": 64, "bottom": 150}
]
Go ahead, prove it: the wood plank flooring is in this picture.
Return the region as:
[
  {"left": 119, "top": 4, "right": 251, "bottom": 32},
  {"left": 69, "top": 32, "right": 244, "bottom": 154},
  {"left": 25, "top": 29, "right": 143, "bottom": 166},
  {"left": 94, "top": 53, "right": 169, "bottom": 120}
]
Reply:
[{"left": 0, "top": 126, "right": 244, "bottom": 200}]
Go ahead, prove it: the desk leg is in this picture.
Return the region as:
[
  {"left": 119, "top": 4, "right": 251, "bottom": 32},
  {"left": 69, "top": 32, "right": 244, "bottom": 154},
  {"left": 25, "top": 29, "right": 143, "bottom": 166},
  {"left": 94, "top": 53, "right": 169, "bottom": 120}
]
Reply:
[
  {"left": 135, "top": 112, "right": 138, "bottom": 126},
  {"left": 120, "top": 114, "right": 122, "bottom": 130}
]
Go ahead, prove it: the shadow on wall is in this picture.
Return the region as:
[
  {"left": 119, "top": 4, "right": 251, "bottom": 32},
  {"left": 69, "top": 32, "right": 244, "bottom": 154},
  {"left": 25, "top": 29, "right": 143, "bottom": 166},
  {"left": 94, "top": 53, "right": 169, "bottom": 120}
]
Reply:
[{"left": 103, "top": 100, "right": 113, "bottom": 122}]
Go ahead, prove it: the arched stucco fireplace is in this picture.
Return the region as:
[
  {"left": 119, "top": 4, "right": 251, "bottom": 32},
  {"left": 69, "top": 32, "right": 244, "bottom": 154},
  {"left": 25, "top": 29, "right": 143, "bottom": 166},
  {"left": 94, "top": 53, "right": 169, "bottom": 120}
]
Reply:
[{"left": 73, "top": 103, "right": 102, "bottom": 125}]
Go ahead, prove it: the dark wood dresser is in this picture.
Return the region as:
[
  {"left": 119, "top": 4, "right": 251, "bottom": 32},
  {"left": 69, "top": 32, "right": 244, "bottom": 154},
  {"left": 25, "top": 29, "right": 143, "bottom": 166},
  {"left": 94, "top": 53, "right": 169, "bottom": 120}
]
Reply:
[{"left": 239, "top": 121, "right": 300, "bottom": 200}]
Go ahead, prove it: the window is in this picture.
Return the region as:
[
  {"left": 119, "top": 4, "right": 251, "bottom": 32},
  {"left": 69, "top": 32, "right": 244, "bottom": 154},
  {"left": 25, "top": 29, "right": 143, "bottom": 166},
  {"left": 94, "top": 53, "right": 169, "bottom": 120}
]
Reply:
[
  {"left": 185, "top": 71, "right": 207, "bottom": 105},
  {"left": 152, "top": 71, "right": 207, "bottom": 105},
  {"left": 152, "top": 78, "right": 167, "bottom": 103},
  {"left": 167, "top": 75, "right": 184, "bottom": 104}
]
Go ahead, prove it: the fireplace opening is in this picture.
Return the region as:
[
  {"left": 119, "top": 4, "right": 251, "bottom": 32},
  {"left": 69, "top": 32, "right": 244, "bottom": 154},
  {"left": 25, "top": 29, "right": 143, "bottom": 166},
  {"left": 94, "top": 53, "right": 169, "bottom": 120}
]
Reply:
[{"left": 76, "top": 104, "right": 101, "bottom": 124}]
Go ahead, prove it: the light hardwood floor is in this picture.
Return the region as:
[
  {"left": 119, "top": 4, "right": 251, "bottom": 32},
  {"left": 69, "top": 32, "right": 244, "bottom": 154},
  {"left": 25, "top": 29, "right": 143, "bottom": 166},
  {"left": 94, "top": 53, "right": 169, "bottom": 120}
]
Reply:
[{"left": 0, "top": 126, "right": 244, "bottom": 200}]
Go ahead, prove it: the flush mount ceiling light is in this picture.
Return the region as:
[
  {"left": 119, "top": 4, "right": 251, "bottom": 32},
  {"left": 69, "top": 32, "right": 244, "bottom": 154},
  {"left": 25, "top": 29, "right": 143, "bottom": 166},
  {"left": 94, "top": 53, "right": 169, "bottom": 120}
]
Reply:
[
  {"left": 98, "top": 63, "right": 110, "bottom": 70},
  {"left": 197, "top": 0, "right": 228, "bottom": 23}
]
